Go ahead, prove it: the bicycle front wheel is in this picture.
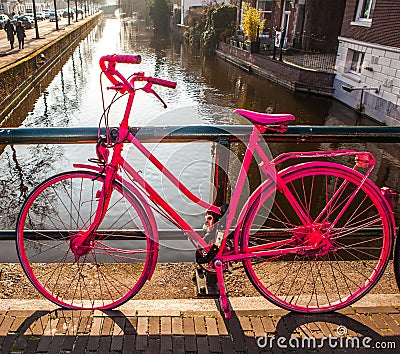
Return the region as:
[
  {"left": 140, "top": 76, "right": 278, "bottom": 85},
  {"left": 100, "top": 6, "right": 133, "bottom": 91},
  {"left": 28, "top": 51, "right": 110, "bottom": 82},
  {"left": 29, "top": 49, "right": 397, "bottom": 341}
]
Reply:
[
  {"left": 240, "top": 162, "right": 393, "bottom": 313},
  {"left": 16, "top": 170, "right": 158, "bottom": 310}
]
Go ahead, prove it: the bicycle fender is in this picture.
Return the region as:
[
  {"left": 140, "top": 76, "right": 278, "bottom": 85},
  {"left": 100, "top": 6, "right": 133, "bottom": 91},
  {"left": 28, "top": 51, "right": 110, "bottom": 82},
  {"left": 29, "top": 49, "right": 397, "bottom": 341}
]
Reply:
[{"left": 73, "top": 163, "right": 103, "bottom": 173}]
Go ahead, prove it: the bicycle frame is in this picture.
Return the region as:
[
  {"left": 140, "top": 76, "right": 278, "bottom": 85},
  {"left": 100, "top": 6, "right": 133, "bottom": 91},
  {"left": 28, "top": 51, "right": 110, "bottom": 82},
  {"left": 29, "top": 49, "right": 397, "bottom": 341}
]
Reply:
[
  {"left": 76, "top": 54, "right": 375, "bottom": 262},
  {"left": 76, "top": 85, "right": 378, "bottom": 265}
]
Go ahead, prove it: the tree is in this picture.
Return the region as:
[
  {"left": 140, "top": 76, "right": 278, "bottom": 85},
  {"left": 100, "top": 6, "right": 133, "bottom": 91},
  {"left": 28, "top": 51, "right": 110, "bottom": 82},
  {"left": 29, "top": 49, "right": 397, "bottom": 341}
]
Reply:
[
  {"left": 242, "top": 3, "right": 265, "bottom": 42},
  {"left": 149, "top": 0, "right": 170, "bottom": 31},
  {"left": 202, "top": 5, "right": 237, "bottom": 52}
]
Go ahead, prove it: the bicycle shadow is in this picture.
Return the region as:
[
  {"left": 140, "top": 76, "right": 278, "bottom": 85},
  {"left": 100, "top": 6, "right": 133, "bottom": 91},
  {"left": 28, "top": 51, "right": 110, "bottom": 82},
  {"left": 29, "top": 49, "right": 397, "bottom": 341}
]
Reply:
[
  {"left": 1, "top": 303, "right": 399, "bottom": 353},
  {"left": 0, "top": 308, "right": 138, "bottom": 353}
]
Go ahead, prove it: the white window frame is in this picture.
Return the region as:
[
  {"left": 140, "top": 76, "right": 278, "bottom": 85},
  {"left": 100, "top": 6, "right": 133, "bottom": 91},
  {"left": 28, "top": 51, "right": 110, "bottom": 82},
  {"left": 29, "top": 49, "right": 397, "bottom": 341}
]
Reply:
[
  {"left": 352, "top": 0, "right": 376, "bottom": 27},
  {"left": 257, "top": 0, "right": 273, "bottom": 28},
  {"left": 347, "top": 49, "right": 365, "bottom": 75}
]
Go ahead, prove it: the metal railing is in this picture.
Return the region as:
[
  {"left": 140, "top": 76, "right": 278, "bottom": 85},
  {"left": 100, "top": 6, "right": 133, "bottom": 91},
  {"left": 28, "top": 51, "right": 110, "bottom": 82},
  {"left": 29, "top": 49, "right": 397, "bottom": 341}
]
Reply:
[
  {"left": 2, "top": 125, "right": 400, "bottom": 144},
  {"left": 282, "top": 52, "right": 336, "bottom": 73},
  {"left": 1, "top": 125, "right": 400, "bottom": 241}
]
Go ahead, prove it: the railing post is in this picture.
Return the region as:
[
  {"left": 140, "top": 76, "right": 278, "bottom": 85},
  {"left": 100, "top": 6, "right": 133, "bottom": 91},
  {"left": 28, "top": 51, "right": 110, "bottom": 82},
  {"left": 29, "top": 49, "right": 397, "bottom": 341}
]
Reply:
[
  {"left": 273, "top": 29, "right": 277, "bottom": 60},
  {"left": 279, "top": 29, "right": 285, "bottom": 62},
  {"left": 210, "top": 137, "right": 231, "bottom": 207},
  {"left": 196, "top": 137, "right": 231, "bottom": 297}
]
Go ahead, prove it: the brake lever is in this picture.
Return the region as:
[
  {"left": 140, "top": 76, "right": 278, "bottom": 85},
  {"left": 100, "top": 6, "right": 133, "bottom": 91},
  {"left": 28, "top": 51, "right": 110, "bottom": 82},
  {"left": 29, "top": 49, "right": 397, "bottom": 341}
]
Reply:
[
  {"left": 107, "top": 84, "right": 125, "bottom": 92},
  {"left": 142, "top": 82, "right": 167, "bottom": 108}
]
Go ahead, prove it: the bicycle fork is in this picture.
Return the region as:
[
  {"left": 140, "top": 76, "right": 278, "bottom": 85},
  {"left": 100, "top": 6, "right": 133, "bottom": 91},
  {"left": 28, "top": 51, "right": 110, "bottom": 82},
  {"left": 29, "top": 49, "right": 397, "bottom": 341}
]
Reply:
[{"left": 70, "top": 164, "right": 117, "bottom": 261}]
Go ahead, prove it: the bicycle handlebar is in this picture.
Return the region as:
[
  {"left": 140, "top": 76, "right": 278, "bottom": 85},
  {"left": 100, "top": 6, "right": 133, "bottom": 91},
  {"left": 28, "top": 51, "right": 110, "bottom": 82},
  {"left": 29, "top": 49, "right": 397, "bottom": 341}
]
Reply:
[
  {"left": 99, "top": 54, "right": 177, "bottom": 96},
  {"left": 99, "top": 54, "right": 142, "bottom": 66},
  {"left": 148, "top": 77, "right": 177, "bottom": 89}
]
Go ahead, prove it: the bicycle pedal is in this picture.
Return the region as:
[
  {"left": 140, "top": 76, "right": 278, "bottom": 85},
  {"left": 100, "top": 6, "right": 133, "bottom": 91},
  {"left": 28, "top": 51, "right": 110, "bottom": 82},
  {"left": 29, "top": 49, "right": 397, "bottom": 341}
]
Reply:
[
  {"left": 195, "top": 244, "right": 219, "bottom": 265},
  {"left": 215, "top": 230, "right": 224, "bottom": 247}
]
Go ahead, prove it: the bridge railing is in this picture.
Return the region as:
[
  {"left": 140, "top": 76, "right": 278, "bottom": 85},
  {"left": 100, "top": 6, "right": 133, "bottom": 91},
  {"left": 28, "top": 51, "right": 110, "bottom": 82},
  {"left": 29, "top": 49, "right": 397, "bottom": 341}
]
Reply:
[
  {"left": 2, "top": 125, "right": 400, "bottom": 144},
  {"left": 1, "top": 125, "right": 400, "bottom": 242}
]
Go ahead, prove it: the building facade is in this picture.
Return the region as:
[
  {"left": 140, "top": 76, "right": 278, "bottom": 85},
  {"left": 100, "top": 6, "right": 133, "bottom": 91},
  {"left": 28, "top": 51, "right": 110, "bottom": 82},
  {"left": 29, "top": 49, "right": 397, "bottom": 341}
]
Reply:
[
  {"left": 0, "top": 0, "right": 25, "bottom": 15},
  {"left": 255, "top": 0, "right": 345, "bottom": 52},
  {"left": 175, "top": 0, "right": 230, "bottom": 25},
  {"left": 334, "top": 0, "right": 400, "bottom": 125},
  {"left": 0, "top": 1, "right": 67, "bottom": 15}
]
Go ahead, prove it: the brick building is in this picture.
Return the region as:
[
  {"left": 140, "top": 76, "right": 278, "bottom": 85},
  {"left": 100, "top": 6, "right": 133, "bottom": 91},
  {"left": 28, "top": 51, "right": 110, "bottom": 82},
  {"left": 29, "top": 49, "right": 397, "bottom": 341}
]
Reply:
[
  {"left": 334, "top": 0, "right": 400, "bottom": 125},
  {"left": 255, "top": 0, "right": 345, "bottom": 52}
]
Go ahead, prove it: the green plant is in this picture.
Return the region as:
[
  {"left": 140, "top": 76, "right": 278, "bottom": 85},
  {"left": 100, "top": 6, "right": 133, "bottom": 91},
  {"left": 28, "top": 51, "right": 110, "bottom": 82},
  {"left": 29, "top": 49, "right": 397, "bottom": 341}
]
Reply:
[
  {"left": 242, "top": 4, "right": 265, "bottom": 42},
  {"left": 203, "top": 5, "right": 237, "bottom": 52},
  {"left": 184, "top": 4, "right": 237, "bottom": 52},
  {"left": 211, "top": 4, "right": 237, "bottom": 41},
  {"left": 149, "top": 0, "right": 170, "bottom": 31},
  {"left": 184, "top": 7, "right": 207, "bottom": 46}
]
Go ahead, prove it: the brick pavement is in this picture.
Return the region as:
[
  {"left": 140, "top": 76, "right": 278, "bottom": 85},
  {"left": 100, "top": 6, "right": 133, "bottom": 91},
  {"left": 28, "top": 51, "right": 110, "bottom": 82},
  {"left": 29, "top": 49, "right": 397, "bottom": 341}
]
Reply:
[{"left": 0, "top": 299, "right": 399, "bottom": 353}]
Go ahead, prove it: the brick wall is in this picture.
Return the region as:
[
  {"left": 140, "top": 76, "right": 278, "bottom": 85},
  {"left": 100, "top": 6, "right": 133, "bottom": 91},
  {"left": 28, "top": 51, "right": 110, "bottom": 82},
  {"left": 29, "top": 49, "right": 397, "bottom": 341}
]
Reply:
[
  {"left": 301, "top": 0, "right": 346, "bottom": 52},
  {"left": 341, "top": 0, "right": 400, "bottom": 48},
  {"left": 218, "top": 42, "right": 335, "bottom": 95}
]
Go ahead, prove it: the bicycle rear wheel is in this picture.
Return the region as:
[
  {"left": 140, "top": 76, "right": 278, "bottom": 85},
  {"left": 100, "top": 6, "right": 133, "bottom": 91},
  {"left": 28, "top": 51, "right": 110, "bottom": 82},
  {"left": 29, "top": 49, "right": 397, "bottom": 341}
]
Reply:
[
  {"left": 240, "top": 162, "right": 393, "bottom": 313},
  {"left": 16, "top": 170, "right": 158, "bottom": 310}
]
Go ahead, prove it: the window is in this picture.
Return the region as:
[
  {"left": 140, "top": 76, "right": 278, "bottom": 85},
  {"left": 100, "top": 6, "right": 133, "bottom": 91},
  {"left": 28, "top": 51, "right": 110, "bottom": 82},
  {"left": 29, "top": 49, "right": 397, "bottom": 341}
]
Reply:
[
  {"left": 258, "top": 1, "right": 273, "bottom": 33},
  {"left": 356, "top": 0, "right": 376, "bottom": 21},
  {"left": 348, "top": 49, "right": 365, "bottom": 74}
]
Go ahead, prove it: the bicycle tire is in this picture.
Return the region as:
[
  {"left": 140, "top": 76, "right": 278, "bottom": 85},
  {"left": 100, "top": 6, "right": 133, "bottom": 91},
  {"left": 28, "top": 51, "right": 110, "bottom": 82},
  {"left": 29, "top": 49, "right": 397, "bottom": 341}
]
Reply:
[
  {"left": 240, "top": 162, "right": 393, "bottom": 313},
  {"left": 16, "top": 170, "right": 158, "bottom": 310}
]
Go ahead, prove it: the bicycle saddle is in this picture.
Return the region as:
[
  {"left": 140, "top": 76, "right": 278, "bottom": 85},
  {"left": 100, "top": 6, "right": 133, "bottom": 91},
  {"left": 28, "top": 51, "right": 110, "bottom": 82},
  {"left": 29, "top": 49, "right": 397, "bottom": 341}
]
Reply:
[{"left": 235, "top": 109, "right": 295, "bottom": 125}]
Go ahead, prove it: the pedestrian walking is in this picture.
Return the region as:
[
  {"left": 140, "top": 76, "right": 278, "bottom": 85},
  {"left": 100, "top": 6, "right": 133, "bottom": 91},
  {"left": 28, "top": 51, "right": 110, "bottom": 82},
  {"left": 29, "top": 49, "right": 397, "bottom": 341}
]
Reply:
[
  {"left": 15, "top": 21, "right": 26, "bottom": 49},
  {"left": 4, "top": 19, "right": 15, "bottom": 49}
]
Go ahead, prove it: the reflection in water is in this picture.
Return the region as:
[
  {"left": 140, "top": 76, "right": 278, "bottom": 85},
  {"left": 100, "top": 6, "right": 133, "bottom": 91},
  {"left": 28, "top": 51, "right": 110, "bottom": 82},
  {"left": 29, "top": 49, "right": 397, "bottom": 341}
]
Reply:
[
  {"left": 10, "top": 145, "right": 28, "bottom": 200},
  {"left": 0, "top": 17, "right": 399, "bottom": 233},
  {"left": 42, "top": 90, "right": 49, "bottom": 119},
  {"left": 60, "top": 70, "right": 68, "bottom": 121}
]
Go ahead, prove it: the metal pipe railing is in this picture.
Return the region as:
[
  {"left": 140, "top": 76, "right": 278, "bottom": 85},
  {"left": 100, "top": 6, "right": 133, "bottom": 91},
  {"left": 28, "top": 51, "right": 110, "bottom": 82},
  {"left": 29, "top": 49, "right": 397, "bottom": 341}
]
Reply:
[
  {"left": 1, "top": 125, "right": 399, "bottom": 242},
  {"left": 0, "top": 228, "right": 384, "bottom": 241},
  {"left": 1, "top": 125, "right": 400, "bottom": 145}
]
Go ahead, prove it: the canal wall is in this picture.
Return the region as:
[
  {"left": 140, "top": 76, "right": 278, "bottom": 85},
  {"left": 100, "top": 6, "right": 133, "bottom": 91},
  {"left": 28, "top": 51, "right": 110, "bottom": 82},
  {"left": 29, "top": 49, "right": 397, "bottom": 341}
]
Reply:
[
  {"left": 0, "top": 12, "right": 103, "bottom": 126},
  {"left": 216, "top": 42, "right": 335, "bottom": 97}
]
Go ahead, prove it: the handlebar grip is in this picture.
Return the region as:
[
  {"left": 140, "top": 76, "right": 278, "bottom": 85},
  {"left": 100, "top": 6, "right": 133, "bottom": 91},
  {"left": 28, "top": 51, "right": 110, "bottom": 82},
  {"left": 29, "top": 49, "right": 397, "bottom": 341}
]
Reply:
[
  {"left": 100, "top": 54, "right": 142, "bottom": 66},
  {"left": 148, "top": 77, "right": 177, "bottom": 89}
]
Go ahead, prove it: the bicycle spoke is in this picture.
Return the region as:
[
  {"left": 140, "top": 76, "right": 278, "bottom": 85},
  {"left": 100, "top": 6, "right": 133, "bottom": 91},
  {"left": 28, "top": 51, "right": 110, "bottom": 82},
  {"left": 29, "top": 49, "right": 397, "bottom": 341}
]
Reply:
[
  {"left": 242, "top": 164, "right": 392, "bottom": 312},
  {"left": 17, "top": 171, "right": 158, "bottom": 310}
]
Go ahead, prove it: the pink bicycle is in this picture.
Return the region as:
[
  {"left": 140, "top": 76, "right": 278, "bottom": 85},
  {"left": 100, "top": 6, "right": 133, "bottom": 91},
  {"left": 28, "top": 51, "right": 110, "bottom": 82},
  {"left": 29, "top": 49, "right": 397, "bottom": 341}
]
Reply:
[{"left": 16, "top": 54, "right": 395, "bottom": 317}]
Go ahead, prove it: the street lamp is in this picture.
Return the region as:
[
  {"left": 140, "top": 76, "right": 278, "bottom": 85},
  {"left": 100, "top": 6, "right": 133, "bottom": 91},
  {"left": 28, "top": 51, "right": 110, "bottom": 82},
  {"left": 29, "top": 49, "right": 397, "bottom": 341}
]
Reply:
[
  {"left": 32, "top": 0, "right": 40, "bottom": 39},
  {"left": 53, "top": 0, "right": 59, "bottom": 30},
  {"left": 341, "top": 85, "right": 381, "bottom": 113},
  {"left": 68, "top": 0, "right": 71, "bottom": 25}
]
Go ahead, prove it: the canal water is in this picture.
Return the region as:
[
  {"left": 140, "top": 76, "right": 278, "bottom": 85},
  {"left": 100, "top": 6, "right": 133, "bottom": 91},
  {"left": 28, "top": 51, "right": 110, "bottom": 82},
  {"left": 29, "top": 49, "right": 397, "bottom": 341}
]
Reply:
[{"left": 1, "top": 17, "right": 399, "bottom": 260}]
